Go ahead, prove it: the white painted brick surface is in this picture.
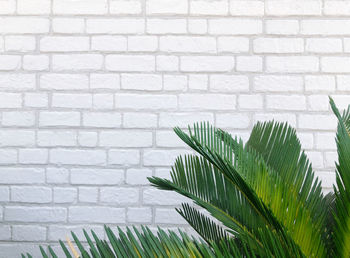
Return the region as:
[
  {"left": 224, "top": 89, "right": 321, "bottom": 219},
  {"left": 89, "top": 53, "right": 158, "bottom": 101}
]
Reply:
[{"left": 0, "top": 1, "right": 345, "bottom": 255}]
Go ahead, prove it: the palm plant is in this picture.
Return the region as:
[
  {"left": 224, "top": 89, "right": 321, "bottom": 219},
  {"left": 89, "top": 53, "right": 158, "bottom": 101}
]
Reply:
[{"left": 28, "top": 98, "right": 350, "bottom": 257}]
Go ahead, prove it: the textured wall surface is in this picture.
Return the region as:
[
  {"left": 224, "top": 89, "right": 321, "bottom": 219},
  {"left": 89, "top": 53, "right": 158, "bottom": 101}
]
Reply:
[{"left": 0, "top": 0, "right": 348, "bottom": 256}]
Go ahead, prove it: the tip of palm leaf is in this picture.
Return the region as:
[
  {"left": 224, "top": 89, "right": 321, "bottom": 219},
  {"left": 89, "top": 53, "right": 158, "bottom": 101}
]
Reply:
[{"left": 329, "top": 96, "right": 342, "bottom": 120}]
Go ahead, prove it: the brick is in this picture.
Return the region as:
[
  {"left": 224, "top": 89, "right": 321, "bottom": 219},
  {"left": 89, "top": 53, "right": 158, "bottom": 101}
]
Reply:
[
  {"left": 239, "top": 94, "right": 263, "bottom": 110},
  {"left": 147, "top": 19, "right": 186, "bottom": 34},
  {"left": 306, "top": 38, "right": 342, "bottom": 53},
  {"left": 301, "top": 20, "right": 350, "bottom": 35},
  {"left": 209, "top": 19, "right": 262, "bottom": 35},
  {"left": 156, "top": 55, "right": 179, "bottom": 71},
  {"left": 46, "top": 167, "right": 69, "bottom": 184},
  {"left": 305, "top": 151, "right": 323, "bottom": 169},
  {"left": 265, "top": 1, "right": 321, "bottom": 15},
  {"left": 254, "top": 113, "right": 297, "bottom": 127},
  {"left": 155, "top": 208, "right": 187, "bottom": 224},
  {"left": 164, "top": 75, "right": 187, "bottom": 91},
  {"left": 0, "top": 74, "right": 35, "bottom": 90},
  {"left": 0, "top": 150, "right": 17, "bottom": 164},
  {"left": 160, "top": 36, "right": 216, "bottom": 53},
  {"left": 230, "top": 1, "right": 264, "bottom": 16},
  {"left": 79, "top": 187, "right": 98, "bottom": 203},
  {"left": 52, "top": 18, "right": 85, "bottom": 33},
  {"left": 181, "top": 56, "right": 234, "bottom": 72},
  {"left": 93, "top": 94, "right": 114, "bottom": 110},
  {"left": 317, "top": 171, "right": 336, "bottom": 189},
  {"left": 266, "top": 95, "right": 306, "bottom": 111},
  {"left": 179, "top": 94, "right": 236, "bottom": 110},
  {"left": 159, "top": 112, "right": 214, "bottom": 128},
  {"left": 87, "top": 19, "right": 144, "bottom": 34},
  {"left": 12, "top": 225, "right": 46, "bottom": 241},
  {"left": 110, "top": 0, "right": 142, "bottom": 14},
  {"left": 189, "top": 74, "right": 208, "bottom": 90},
  {"left": 53, "top": 0, "right": 107, "bottom": 14},
  {"left": 53, "top": 187, "right": 77, "bottom": 203},
  {"left": 0, "top": 0, "right": 15, "bottom": 14},
  {"left": 50, "top": 149, "right": 106, "bottom": 165},
  {"left": 83, "top": 112, "right": 121, "bottom": 128},
  {"left": 121, "top": 74, "right": 162, "bottom": 91},
  {"left": 90, "top": 74, "right": 120, "bottom": 89},
  {"left": 41, "top": 74, "right": 88, "bottom": 90},
  {"left": 100, "top": 187, "right": 139, "bottom": 204},
  {"left": 68, "top": 207, "right": 125, "bottom": 223},
  {"left": 144, "top": 149, "right": 191, "bottom": 166},
  {"left": 210, "top": 75, "right": 249, "bottom": 92},
  {"left": 5, "top": 207, "right": 66, "bottom": 222},
  {"left": 91, "top": 36, "right": 127, "bottom": 51},
  {"left": 298, "top": 132, "right": 314, "bottom": 150},
  {"left": 115, "top": 94, "right": 177, "bottom": 110},
  {"left": 299, "top": 115, "right": 337, "bottom": 130},
  {"left": 23, "top": 55, "right": 49, "bottom": 71},
  {"left": 5, "top": 36, "right": 35, "bottom": 51},
  {"left": 100, "top": 131, "right": 152, "bottom": 147},
  {"left": 52, "top": 93, "right": 92, "bottom": 109},
  {"left": 106, "top": 55, "right": 155, "bottom": 72},
  {"left": 38, "top": 131, "right": 76, "bottom": 147},
  {"left": 127, "top": 207, "right": 152, "bottom": 223},
  {"left": 24, "top": 93, "right": 48, "bottom": 108},
  {"left": 330, "top": 95, "right": 350, "bottom": 110},
  {"left": 324, "top": 1, "right": 350, "bottom": 15},
  {"left": 128, "top": 36, "right": 158, "bottom": 52},
  {"left": 123, "top": 113, "right": 157, "bottom": 128},
  {"left": 0, "top": 168, "right": 44, "bottom": 184},
  {"left": 266, "top": 56, "right": 319, "bottom": 73},
  {"left": 254, "top": 38, "right": 304, "bottom": 53},
  {"left": 143, "top": 188, "right": 188, "bottom": 205},
  {"left": 0, "top": 244, "right": 41, "bottom": 258},
  {"left": 237, "top": 56, "right": 263, "bottom": 72},
  {"left": 19, "top": 148, "right": 48, "bottom": 164},
  {"left": 71, "top": 168, "right": 124, "bottom": 185},
  {"left": 0, "top": 130, "right": 35, "bottom": 147},
  {"left": 48, "top": 225, "right": 104, "bottom": 241},
  {"left": 338, "top": 76, "right": 350, "bottom": 91},
  {"left": 147, "top": 0, "right": 188, "bottom": 14},
  {"left": 305, "top": 76, "right": 336, "bottom": 92},
  {"left": 18, "top": 0, "right": 50, "bottom": 14},
  {"left": 0, "top": 92, "right": 22, "bottom": 108},
  {"left": 0, "top": 18, "right": 49, "bottom": 33},
  {"left": 265, "top": 20, "right": 299, "bottom": 35},
  {"left": 315, "top": 133, "right": 337, "bottom": 150},
  {"left": 39, "top": 112, "right": 80, "bottom": 127},
  {"left": 78, "top": 131, "right": 98, "bottom": 147},
  {"left": 322, "top": 57, "right": 350, "bottom": 73},
  {"left": 0, "top": 55, "right": 21, "bottom": 70},
  {"left": 190, "top": 1, "right": 228, "bottom": 15},
  {"left": 126, "top": 168, "right": 152, "bottom": 185},
  {"left": 41, "top": 36, "right": 89, "bottom": 52},
  {"left": 53, "top": 54, "right": 103, "bottom": 71},
  {"left": 254, "top": 75, "right": 303, "bottom": 92},
  {"left": 188, "top": 19, "right": 207, "bottom": 34},
  {"left": 216, "top": 114, "right": 250, "bottom": 129},
  {"left": 0, "top": 226, "right": 10, "bottom": 241},
  {"left": 156, "top": 131, "right": 186, "bottom": 147},
  {"left": 108, "top": 149, "right": 140, "bottom": 165},
  {"left": 11, "top": 186, "right": 51, "bottom": 203},
  {"left": 308, "top": 95, "right": 329, "bottom": 111}
]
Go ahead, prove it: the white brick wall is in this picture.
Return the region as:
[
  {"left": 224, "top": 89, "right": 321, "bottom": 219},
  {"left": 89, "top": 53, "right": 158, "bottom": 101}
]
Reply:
[{"left": 0, "top": 0, "right": 345, "bottom": 255}]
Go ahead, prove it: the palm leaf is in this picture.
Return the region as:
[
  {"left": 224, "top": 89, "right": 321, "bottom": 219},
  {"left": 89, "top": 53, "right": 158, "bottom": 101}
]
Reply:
[{"left": 330, "top": 97, "right": 350, "bottom": 257}]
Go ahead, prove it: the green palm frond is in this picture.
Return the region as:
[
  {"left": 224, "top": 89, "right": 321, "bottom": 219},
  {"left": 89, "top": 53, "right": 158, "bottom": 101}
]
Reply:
[
  {"left": 330, "top": 97, "right": 350, "bottom": 257},
  {"left": 28, "top": 225, "right": 216, "bottom": 258}
]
